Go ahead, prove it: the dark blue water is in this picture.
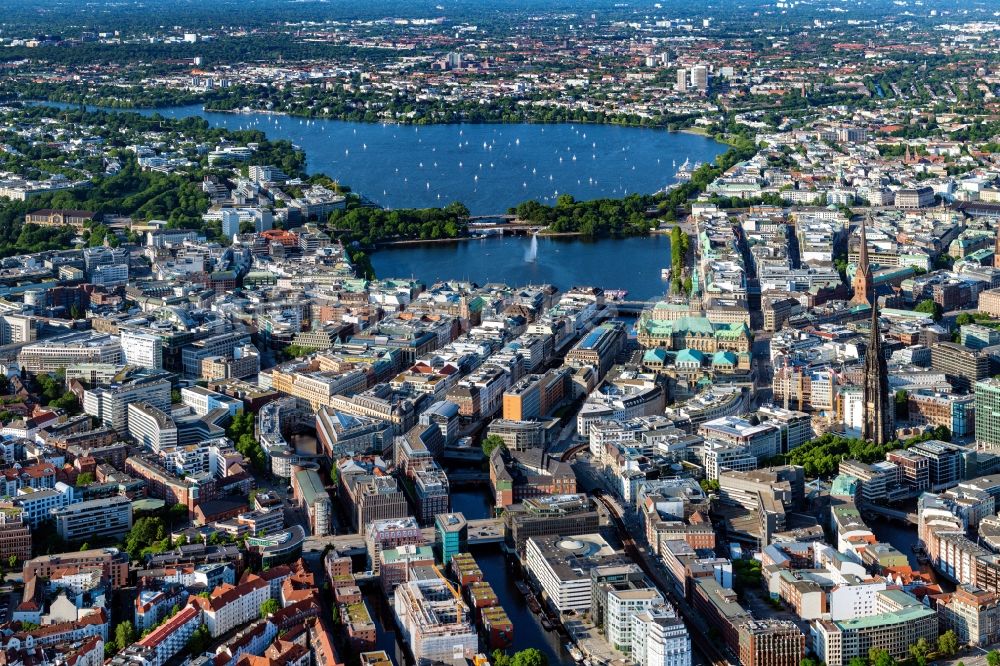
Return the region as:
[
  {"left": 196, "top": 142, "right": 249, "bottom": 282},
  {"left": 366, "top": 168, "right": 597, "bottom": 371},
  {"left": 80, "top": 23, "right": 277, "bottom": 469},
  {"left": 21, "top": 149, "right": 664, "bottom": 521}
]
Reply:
[
  {"left": 451, "top": 488, "right": 493, "bottom": 520},
  {"left": 48, "top": 102, "right": 725, "bottom": 214},
  {"left": 372, "top": 233, "right": 673, "bottom": 299},
  {"left": 473, "top": 546, "right": 571, "bottom": 665}
]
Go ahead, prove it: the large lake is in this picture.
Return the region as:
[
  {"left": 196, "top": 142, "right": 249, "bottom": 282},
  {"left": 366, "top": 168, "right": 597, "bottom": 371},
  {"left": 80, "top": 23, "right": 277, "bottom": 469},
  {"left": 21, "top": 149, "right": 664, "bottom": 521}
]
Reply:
[
  {"left": 50, "top": 102, "right": 716, "bottom": 291},
  {"left": 75, "top": 103, "right": 726, "bottom": 215}
]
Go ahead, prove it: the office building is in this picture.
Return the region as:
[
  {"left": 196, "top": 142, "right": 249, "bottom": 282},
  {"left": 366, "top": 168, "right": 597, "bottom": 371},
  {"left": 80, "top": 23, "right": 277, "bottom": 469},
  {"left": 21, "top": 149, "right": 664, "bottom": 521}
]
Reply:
[
  {"left": 18, "top": 331, "right": 122, "bottom": 373},
  {"left": 436, "top": 513, "right": 468, "bottom": 565},
  {"left": 52, "top": 495, "right": 133, "bottom": 541},
  {"left": 343, "top": 472, "right": 410, "bottom": 534},
  {"left": 977, "top": 379, "right": 1000, "bottom": 449},
  {"left": 24, "top": 547, "right": 130, "bottom": 589},
  {"left": 413, "top": 465, "right": 449, "bottom": 525},
  {"left": 606, "top": 584, "right": 665, "bottom": 653},
  {"left": 894, "top": 187, "right": 935, "bottom": 208},
  {"left": 813, "top": 590, "right": 938, "bottom": 666},
  {"left": 366, "top": 517, "right": 422, "bottom": 575},
  {"left": 525, "top": 533, "right": 622, "bottom": 613},
  {"left": 0, "top": 506, "right": 31, "bottom": 562},
  {"left": 127, "top": 402, "right": 178, "bottom": 452},
  {"left": 121, "top": 329, "right": 164, "bottom": 370},
  {"left": 502, "top": 368, "right": 571, "bottom": 421},
  {"left": 83, "top": 373, "right": 172, "bottom": 434},
  {"left": 632, "top": 608, "right": 692, "bottom": 666},
  {"left": 932, "top": 342, "right": 990, "bottom": 393},
  {"left": 291, "top": 467, "right": 331, "bottom": 537},
  {"left": 699, "top": 416, "right": 781, "bottom": 462},
  {"left": 739, "top": 621, "right": 804, "bottom": 666},
  {"left": 937, "top": 584, "right": 1000, "bottom": 647},
  {"left": 504, "top": 494, "right": 605, "bottom": 562},
  {"left": 565, "top": 322, "right": 626, "bottom": 380}
]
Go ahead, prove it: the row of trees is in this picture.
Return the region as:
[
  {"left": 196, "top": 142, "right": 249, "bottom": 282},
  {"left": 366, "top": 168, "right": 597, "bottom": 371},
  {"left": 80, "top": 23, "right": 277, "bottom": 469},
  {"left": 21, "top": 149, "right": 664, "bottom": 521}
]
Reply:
[
  {"left": 784, "top": 426, "right": 952, "bottom": 478},
  {"left": 669, "top": 225, "right": 692, "bottom": 294}
]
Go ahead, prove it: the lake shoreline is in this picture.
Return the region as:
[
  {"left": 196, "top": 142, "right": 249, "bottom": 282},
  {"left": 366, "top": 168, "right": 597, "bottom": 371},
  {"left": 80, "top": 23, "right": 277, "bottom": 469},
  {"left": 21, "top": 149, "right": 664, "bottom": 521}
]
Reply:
[
  {"left": 29, "top": 95, "right": 703, "bottom": 132},
  {"left": 33, "top": 99, "right": 729, "bottom": 213}
]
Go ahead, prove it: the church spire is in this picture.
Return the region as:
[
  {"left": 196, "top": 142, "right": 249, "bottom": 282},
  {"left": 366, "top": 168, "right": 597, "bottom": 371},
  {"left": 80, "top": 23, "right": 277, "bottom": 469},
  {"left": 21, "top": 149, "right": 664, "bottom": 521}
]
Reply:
[
  {"left": 862, "top": 296, "right": 894, "bottom": 446},
  {"left": 851, "top": 215, "right": 874, "bottom": 306}
]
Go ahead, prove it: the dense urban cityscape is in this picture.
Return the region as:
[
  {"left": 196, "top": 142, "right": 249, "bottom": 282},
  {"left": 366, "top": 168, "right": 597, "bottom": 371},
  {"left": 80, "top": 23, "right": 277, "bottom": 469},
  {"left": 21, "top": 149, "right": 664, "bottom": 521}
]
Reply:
[{"left": 10, "top": 2, "right": 1000, "bottom": 666}]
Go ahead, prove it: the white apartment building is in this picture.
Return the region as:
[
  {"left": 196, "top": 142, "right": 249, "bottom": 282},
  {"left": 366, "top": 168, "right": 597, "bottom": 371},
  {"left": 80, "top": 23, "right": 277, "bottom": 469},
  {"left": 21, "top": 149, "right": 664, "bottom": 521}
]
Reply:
[
  {"left": 14, "top": 485, "right": 74, "bottom": 527},
  {"left": 607, "top": 588, "right": 665, "bottom": 654},
  {"left": 632, "top": 608, "right": 692, "bottom": 666},
  {"left": 121, "top": 329, "right": 164, "bottom": 370},
  {"left": 829, "top": 581, "right": 888, "bottom": 621},
  {"left": 0, "top": 314, "right": 36, "bottom": 346}
]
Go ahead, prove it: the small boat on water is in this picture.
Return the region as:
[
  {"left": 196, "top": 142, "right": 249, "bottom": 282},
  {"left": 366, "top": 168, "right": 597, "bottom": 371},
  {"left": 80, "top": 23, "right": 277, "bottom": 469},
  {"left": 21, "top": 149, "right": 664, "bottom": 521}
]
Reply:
[
  {"left": 675, "top": 157, "right": 693, "bottom": 181},
  {"left": 565, "top": 644, "right": 585, "bottom": 663}
]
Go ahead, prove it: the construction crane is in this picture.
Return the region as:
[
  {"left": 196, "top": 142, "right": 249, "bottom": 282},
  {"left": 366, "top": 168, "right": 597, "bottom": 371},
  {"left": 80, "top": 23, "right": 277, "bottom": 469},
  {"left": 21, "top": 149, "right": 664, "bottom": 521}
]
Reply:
[{"left": 432, "top": 563, "right": 465, "bottom": 620}]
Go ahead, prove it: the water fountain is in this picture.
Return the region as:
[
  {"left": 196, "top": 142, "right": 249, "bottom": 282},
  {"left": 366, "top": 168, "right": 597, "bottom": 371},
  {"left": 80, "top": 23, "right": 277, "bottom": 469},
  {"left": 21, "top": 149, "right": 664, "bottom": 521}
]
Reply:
[{"left": 524, "top": 233, "right": 539, "bottom": 263}]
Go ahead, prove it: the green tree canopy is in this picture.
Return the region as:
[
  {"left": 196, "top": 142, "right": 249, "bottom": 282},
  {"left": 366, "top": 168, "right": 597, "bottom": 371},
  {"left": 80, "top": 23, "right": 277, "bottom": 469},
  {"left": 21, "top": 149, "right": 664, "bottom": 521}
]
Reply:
[
  {"left": 914, "top": 299, "right": 942, "bottom": 321},
  {"left": 115, "top": 621, "right": 136, "bottom": 651},
  {"left": 260, "top": 598, "right": 280, "bottom": 618},
  {"left": 937, "top": 629, "right": 958, "bottom": 657},
  {"left": 481, "top": 434, "right": 507, "bottom": 458}
]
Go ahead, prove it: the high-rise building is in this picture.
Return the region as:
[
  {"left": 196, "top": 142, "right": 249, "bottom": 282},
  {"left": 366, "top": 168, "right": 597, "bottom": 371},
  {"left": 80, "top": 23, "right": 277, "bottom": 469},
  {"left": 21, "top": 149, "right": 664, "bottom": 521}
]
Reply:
[
  {"left": 676, "top": 68, "right": 688, "bottom": 92},
  {"left": 976, "top": 379, "right": 1000, "bottom": 449},
  {"left": 121, "top": 328, "right": 164, "bottom": 370},
  {"left": 0, "top": 314, "right": 36, "bottom": 346},
  {"left": 851, "top": 218, "right": 873, "bottom": 306},
  {"left": 691, "top": 64, "right": 709, "bottom": 91},
  {"left": 83, "top": 372, "right": 172, "bottom": 434},
  {"left": 862, "top": 300, "right": 893, "bottom": 446},
  {"left": 221, "top": 209, "right": 240, "bottom": 240},
  {"left": 931, "top": 342, "right": 989, "bottom": 393}
]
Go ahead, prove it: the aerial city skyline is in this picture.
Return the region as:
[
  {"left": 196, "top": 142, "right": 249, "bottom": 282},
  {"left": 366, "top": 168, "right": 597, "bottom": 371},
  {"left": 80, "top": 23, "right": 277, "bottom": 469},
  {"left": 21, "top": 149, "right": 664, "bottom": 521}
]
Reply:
[{"left": 3, "top": 2, "right": 1000, "bottom": 666}]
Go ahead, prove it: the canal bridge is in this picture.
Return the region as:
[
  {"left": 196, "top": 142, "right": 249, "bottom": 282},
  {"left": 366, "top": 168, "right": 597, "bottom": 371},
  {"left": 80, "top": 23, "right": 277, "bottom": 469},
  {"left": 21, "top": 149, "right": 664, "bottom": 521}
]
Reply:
[
  {"left": 860, "top": 502, "right": 918, "bottom": 525},
  {"left": 304, "top": 517, "right": 504, "bottom": 557},
  {"left": 610, "top": 299, "right": 658, "bottom": 314}
]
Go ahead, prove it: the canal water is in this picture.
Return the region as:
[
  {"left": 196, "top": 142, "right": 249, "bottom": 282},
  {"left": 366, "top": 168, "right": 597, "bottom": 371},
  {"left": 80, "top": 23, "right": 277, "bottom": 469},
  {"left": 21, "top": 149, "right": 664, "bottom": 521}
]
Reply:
[
  {"left": 41, "top": 102, "right": 726, "bottom": 214},
  {"left": 870, "top": 520, "right": 920, "bottom": 568},
  {"left": 371, "top": 233, "right": 673, "bottom": 300}
]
